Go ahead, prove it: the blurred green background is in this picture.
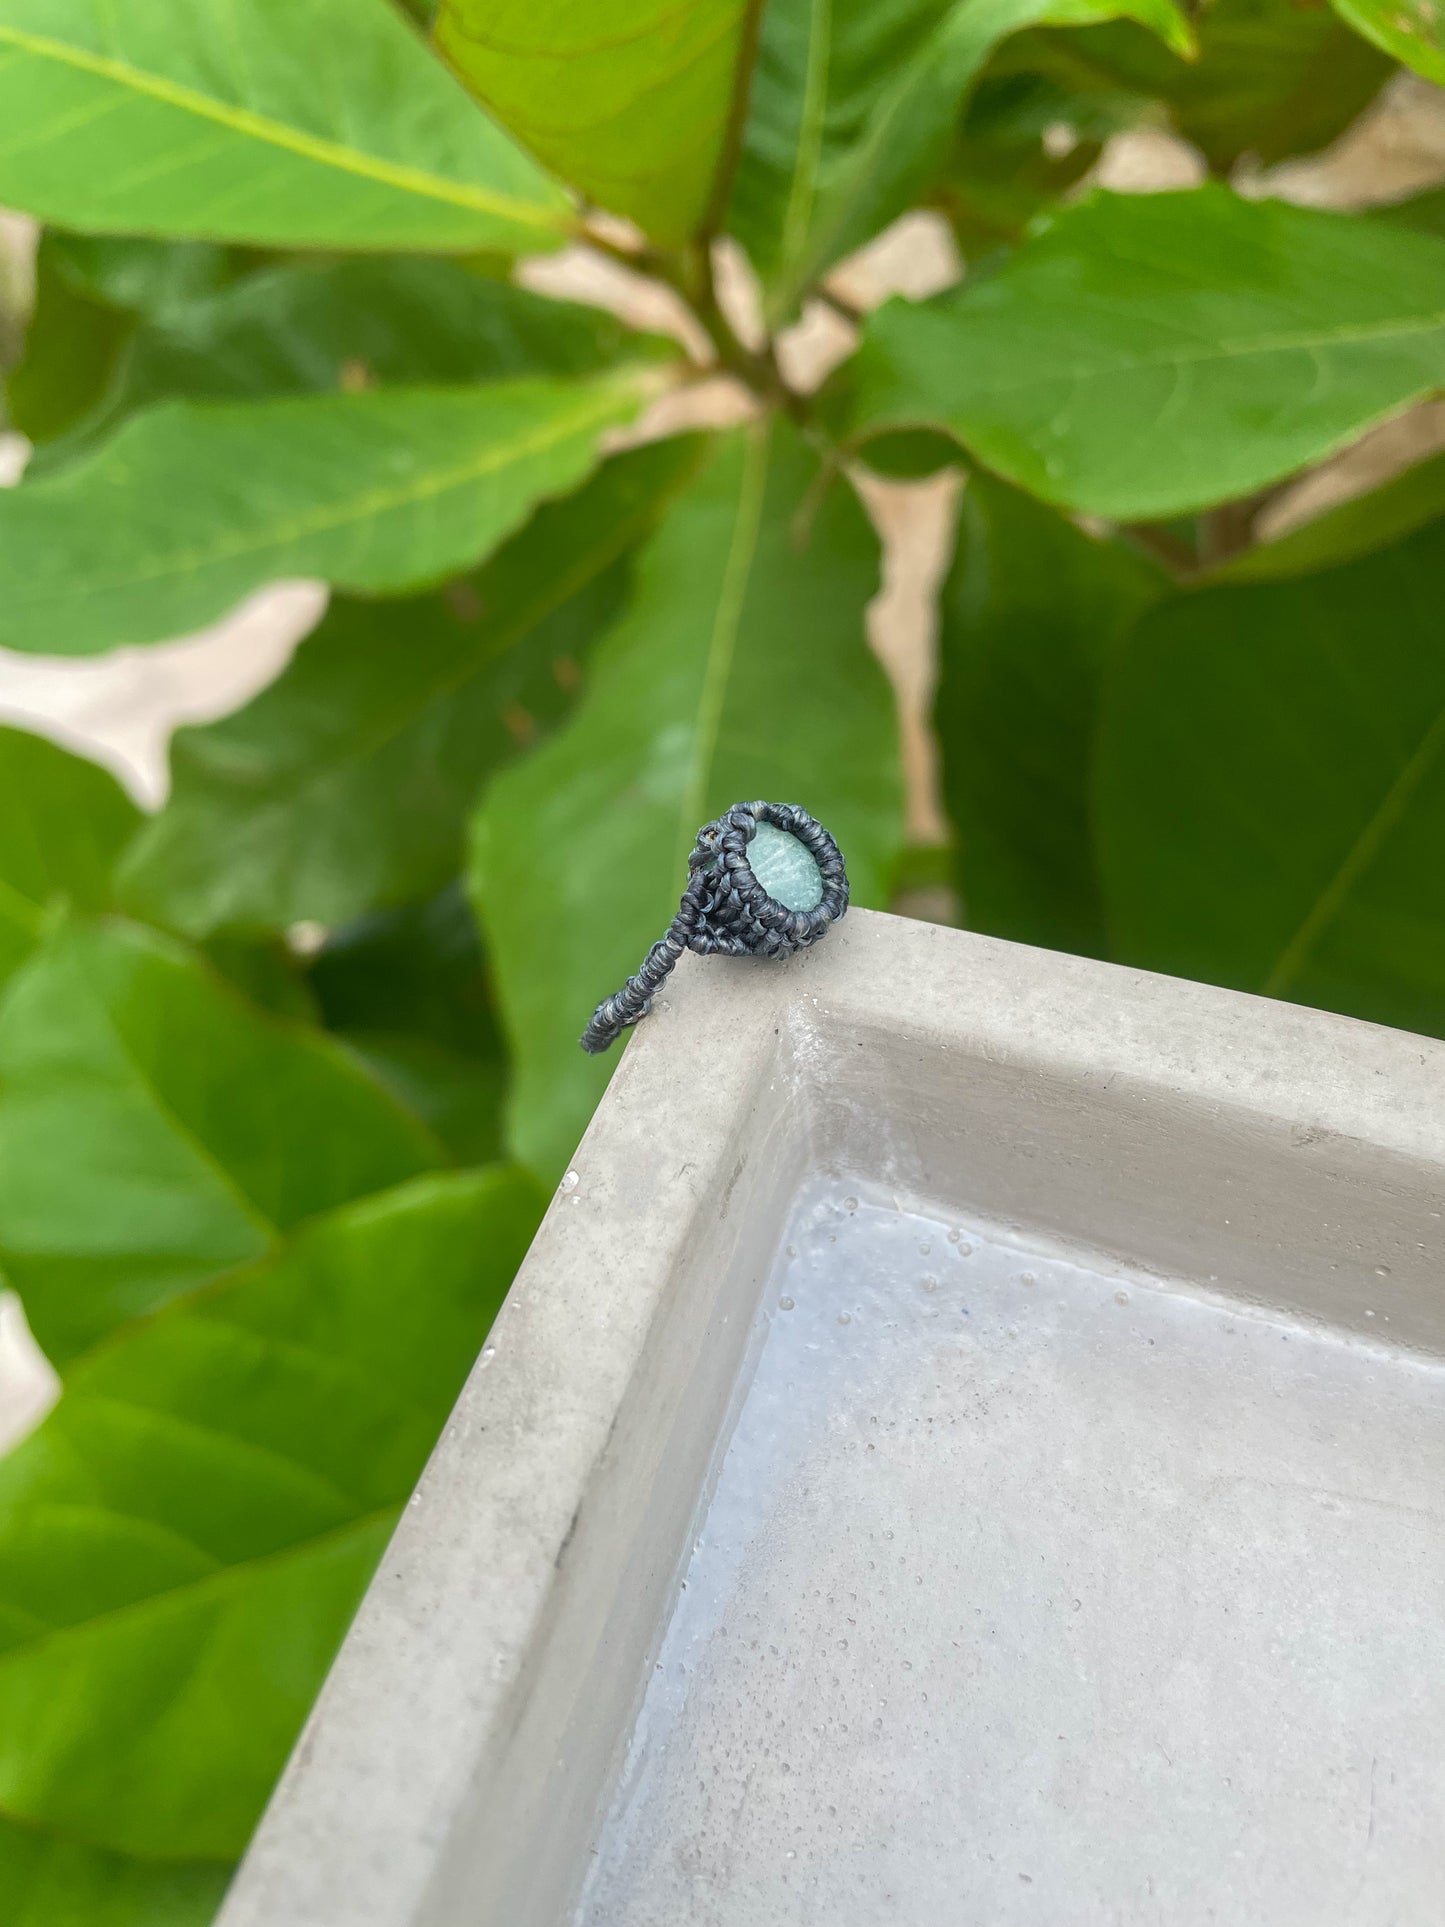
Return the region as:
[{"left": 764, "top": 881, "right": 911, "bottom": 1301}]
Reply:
[{"left": 0, "top": 0, "right": 1443, "bottom": 1915}]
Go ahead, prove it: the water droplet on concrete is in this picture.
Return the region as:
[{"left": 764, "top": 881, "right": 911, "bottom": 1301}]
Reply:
[{"left": 779, "top": 1296, "right": 796, "bottom": 1312}]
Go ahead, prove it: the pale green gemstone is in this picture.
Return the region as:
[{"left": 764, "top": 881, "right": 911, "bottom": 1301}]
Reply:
[{"left": 748, "top": 821, "right": 824, "bottom": 912}]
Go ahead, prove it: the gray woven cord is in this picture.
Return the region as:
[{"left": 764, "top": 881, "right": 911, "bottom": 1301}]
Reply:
[{"left": 580, "top": 800, "right": 848, "bottom": 1054}]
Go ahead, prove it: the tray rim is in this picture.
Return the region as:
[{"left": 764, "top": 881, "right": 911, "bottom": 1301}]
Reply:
[{"left": 219, "top": 910, "right": 1445, "bottom": 1927}]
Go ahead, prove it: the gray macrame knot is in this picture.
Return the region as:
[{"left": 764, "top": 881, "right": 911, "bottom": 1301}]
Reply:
[{"left": 580, "top": 800, "right": 848, "bottom": 1055}]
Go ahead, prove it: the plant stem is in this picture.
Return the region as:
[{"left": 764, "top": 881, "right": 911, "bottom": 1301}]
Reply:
[
  {"left": 1198, "top": 493, "right": 1267, "bottom": 568},
  {"left": 677, "top": 243, "right": 810, "bottom": 424},
  {"left": 699, "top": 0, "right": 771, "bottom": 239},
  {"left": 580, "top": 223, "right": 812, "bottom": 426},
  {"left": 1121, "top": 521, "right": 1198, "bottom": 577},
  {"left": 815, "top": 284, "right": 865, "bottom": 326}
]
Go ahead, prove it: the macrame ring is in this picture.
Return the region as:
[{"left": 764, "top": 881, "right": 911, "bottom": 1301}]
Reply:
[{"left": 580, "top": 800, "right": 848, "bottom": 1055}]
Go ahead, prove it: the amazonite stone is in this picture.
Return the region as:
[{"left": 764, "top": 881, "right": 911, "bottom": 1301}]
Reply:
[{"left": 749, "top": 821, "right": 823, "bottom": 912}]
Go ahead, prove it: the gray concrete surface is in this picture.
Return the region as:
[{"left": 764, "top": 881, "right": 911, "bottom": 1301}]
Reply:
[{"left": 221, "top": 910, "right": 1445, "bottom": 1927}]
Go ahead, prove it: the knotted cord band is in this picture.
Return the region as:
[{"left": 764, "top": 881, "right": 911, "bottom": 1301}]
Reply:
[{"left": 580, "top": 800, "right": 848, "bottom": 1054}]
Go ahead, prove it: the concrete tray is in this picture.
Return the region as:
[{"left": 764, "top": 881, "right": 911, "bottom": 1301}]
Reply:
[{"left": 222, "top": 910, "right": 1445, "bottom": 1927}]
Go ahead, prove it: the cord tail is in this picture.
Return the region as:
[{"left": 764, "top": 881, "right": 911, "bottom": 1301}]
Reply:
[{"left": 579, "top": 926, "right": 686, "bottom": 1054}]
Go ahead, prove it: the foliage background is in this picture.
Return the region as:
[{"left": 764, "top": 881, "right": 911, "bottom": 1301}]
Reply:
[{"left": 0, "top": 1, "right": 1443, "bottom": 1918}]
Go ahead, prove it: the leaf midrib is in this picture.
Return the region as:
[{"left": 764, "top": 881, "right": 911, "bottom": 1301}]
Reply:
[
  {"left": 0, "top": 1504, "right": 396, "bottom": 1672},
  {"left": 0, "top": 24, "right": 570, "bottom": 234},
  {"left": 0, "top": 874, "right": 43, "bottom": 940},
  {"left": 15, "top": 380, "right": 633, "bottom": 604},
  {"left": 0, "top": 1802, "right": 234, "bottom": 1874},
  {"left": 68, "top": 930, "right": 279, "bottom": 1251},
  {"left": 777, "top": 0, "right": 833, "bottom": 279},
  {"left": 1263, "top": 696, "right": 1445, "bottom": 995},
  {"left": 171, "top": 449, "right": 699, "bottom": 824},
  {"left": 78, "top": 1390, "right": 367, "bottom": 1520},
  {"left": 674, "top": 422, "right": 772, "bottom": 875},
  {"left": 892, "top": 306, "right": 1445, "bottom": 403}
]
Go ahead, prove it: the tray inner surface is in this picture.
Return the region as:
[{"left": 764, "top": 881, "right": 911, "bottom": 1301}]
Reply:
[{"left": 576, "top": 1178, "right": 1445, "bottom": 1926}]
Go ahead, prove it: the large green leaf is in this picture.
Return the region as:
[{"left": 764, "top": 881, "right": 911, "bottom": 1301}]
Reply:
[
  {"left": 0, "top": 0, "right": 571, "bottom": 252},
  {"left": 1217, "top": 451, "right": 1445, "bottom": 584},
  {"left": 28, "top": 255, "right": 664, "bottom": 478},
  {"left": 471, "top": 418, "right": 903, "bottom": 1179},
  {"left": 929, "top": 63, "right": 1137, "bottom": 254},
  {"left": 0, "top": 1167, "right": 540, "bottom": 1865},
  {"left": 1096, "top": 520, "right": 1445, "bottom": 1037},
  {"left": 0, "top": 728, "right": 140, "bottom": 991},
  {"left": 1018, "top": 0, "right": 1392, "bottom": 174},
  {"left": 5, "top": 230, "right": 240, "bottom": 452},
  {"left": 308, "top": 886, "right": 506, "bottom": 1166},
  {"left": 0, "top": 371, "right": 645, "bottom": 655},
  {"left": 1380, "top": 186, "right": 1445, "bottom": 243},
  {"left": 730, "top": 0, "right": 1190, "bottom": 314},
  {"left": 28, "top": 232, "right": 239, "bottom": 319},
  {"left": 937, "top": 474, "right": 1165, "bottom": 955},
  {"left": 0, "top": 916, "right": 443, "bottom": 1365},
  {"left": 0, "top": 1815, "right": 227, "bottom": 1927},
  {"left": 118, "top": 438, "right": 706, "bottom": 936},
  {"left": 846, "top": 186, "right": 1445, "bottom": 520},
  {"left": 436, "top": 0, "right": 756, "bottom": 246},
  {"left": 1330, "top": 0, "right": 1445, "bottom": 82},
  {"left": 5, "top": 235, "right": 136, "bottom": 445}
]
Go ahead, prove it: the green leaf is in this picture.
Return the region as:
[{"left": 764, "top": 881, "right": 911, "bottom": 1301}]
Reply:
[
  {"left": 202, "top": 936, "right": 319, "bottom": 1025},
  {"left": 930, "top": 65, "right": 1134, "bottom": 253},
  {"left": 309, "top": 885, "right": 506, "bottom": 1165},
  {"left": 1096, "top": 520, "right": 1445, "bottom": 1037},
  {"left": 1216, "top": 451, "right": 1445, "bottom": 583},
  {"left": 118, "top": 438, "right": 707, "bottom": 936},
  {"left": 846, "top": 186, "right": 1445, "bottom": 521},
  {"left": 0, "top": 727, "right": 140, "bottom": 990},
  {"left": 0, "top": 1815, "right": 228, "bottom": 1927},
  {"left": 1329, "top": 0, "right": 1445, "bottom": 83},
  {"left": 1378, "top": 185, "right": 1445, "bottom": 243},
  {"left": 310, "top": 886, "right": 497, "bottom": 1060},
  {"left": 0, "top": 0, "right": 572, "bottom": 252},
  {"left": 33, "top": 231, "right": 239, "bottom": 319},
  {"left": 436, "top": 0, "right": 757, "bottom": 246},
  {"left": 1021, "top": 0, "right": 1392, "bottom": 174},
  {"left": 471, "top": 419, "right": 904, "bottom": 1179},
  {"left": 0, "top": 1166, "right": 541, "bottom": 1863},
  {"left": 5, "top": 235, "right": 135, "bottom": 445},
  {"left": 0, "top": 371, "right": 645, "bottom": 655},
  {"left": 937, "top": 473, "right": 1165, "bottom": 955},
  {"left": 5, "top": 230, "right": 245, "bottom": 456},
  {"left": 729, "top": 0, "right": 1190, "bottom": 315},
  {"left": 42, "top": 256, "right": 668, "bottom": 474},
  {"left": 0, "top": 916, "right": 444, "bottom": 1366}
]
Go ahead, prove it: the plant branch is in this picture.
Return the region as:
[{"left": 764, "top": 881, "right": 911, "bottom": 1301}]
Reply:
[
  {"left": 582, "top": 225, "right": 812, "bottom": 428},
  {"left": 816, "top": 284, "right": 866, "bottom": 326},
  {"left": 1121, "top": 521, "right": 1199, "bottom": 577},
  {"left": 1198, "top": 490, "right": 1273, "bottom": 568},
  {"left": 699, "top": 0, "right": 770, "bottom": 240},
  {"left": 667, "top": 242, "right": 809, "bottom": 424}
]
